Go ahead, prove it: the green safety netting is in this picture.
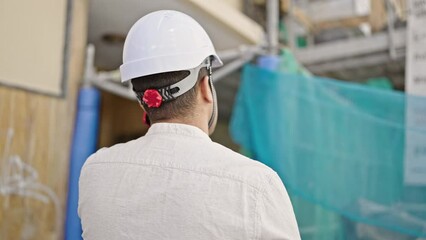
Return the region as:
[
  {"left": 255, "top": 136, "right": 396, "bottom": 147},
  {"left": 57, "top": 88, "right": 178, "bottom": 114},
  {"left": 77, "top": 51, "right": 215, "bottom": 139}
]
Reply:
[{"left": 230, "top": 64, "right": 426, "bottom": 239}]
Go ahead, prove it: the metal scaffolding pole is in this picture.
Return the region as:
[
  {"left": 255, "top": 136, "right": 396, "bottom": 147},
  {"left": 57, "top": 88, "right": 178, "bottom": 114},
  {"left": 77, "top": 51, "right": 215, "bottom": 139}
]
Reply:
[
  {"left": 266, "top": 0, "right": 280, "bottom": 55},
  {"left": 217, "top": 45, "right": 261, "bottom": 61},
  {"left": 386, "top": 0, "right": 397, "bottom": 60},
  {"left": 213, "top": 54, "right": 255, "bottom": 82}
]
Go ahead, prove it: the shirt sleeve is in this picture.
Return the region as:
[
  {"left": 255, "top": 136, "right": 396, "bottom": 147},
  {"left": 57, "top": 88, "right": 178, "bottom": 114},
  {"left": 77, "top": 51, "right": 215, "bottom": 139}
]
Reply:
[{"left": 257, "top": 172, "right": 301, "bottom": 240}]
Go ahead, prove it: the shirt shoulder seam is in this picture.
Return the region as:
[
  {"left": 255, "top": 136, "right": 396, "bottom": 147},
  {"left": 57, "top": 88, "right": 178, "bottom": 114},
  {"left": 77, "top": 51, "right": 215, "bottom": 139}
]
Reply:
[{"left": 253, "top": 173, "right": 275, "bottom": 240}]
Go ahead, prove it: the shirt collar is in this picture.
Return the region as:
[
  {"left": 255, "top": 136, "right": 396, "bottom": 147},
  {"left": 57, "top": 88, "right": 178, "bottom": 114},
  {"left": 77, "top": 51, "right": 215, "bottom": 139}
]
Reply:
[{"left": 145, "top": 123, "right": 211, "bottom": 142}]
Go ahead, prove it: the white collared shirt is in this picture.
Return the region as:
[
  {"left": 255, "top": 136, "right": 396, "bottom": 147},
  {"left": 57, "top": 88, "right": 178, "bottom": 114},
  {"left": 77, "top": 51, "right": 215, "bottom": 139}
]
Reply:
[{"left": 78, "top": 123, "right": 300, "bottom": 240}]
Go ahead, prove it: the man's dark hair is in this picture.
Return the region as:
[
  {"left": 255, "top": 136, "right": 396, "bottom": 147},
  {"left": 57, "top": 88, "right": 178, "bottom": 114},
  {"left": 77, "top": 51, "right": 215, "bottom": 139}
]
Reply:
[{"left": 131, "top": 68, "right": 208, "bottom": 122}]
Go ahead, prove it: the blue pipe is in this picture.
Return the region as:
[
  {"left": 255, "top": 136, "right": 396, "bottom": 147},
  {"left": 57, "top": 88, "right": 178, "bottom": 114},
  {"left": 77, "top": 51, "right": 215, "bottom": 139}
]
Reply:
[{"left": 65, "top": 86, "right": 101, "bottom": 240}]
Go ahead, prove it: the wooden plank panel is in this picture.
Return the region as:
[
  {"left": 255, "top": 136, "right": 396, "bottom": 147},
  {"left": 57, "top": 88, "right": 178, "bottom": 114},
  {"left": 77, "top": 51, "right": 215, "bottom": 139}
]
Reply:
[
  {"left": 0, "top": 0, "right": 88, "bottom": 239},
  {"left": 314, "top": 16, "right": 369, "bottom": 32},
  {"left": 99, "top": 91, "right": 148, "bottom": 148},
  {"left": 369, "top": 0, "right": 387, "bottom": 31}
]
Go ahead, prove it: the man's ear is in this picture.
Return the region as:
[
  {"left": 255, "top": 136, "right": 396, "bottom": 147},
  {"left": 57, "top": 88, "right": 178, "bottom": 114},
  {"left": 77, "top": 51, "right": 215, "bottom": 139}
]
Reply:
[{"left": 199, "top": 75, "right": 213, "bottom": 103}]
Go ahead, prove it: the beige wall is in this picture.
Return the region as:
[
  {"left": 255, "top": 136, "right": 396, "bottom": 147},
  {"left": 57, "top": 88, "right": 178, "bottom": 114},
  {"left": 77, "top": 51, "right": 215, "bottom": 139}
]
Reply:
[
  {"left": 0, "top": 0, "right": 88, "bottom": 239},
  {"left": 0, "top": 0, "right": 68, "bottom": 95}
]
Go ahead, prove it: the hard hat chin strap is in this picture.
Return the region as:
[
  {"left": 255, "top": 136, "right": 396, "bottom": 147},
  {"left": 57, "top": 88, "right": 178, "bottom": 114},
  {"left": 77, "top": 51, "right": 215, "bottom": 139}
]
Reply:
[{"left": 207, "top": 61, "right": 217, "bottom": 130}]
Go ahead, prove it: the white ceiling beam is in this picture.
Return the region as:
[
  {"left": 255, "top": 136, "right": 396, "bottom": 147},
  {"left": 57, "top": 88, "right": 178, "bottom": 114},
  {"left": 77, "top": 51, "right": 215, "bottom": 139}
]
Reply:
[{"left": 187, "top": 0, "right": 264, "bottom": 44}]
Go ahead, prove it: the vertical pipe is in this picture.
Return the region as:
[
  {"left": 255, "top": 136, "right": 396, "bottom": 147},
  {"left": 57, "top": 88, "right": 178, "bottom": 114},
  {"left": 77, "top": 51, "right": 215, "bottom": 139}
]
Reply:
[
  {"left": 286, "top": 0, "right": 297, "bottom": 50},
  {"left": 386, "top": 0, "right": 397, "bottom": 59},
  {"left": 260, "top": 0, "right": 281, "bottom": 71},
  {"left": 266, "top": 0, "right": 280, "bottom": 55},
  {"left": 65, "top": 86, "right": 100, "bottom": 240},
  {"left": 83, "top": 44, "right": 96, "bottom": 87}
]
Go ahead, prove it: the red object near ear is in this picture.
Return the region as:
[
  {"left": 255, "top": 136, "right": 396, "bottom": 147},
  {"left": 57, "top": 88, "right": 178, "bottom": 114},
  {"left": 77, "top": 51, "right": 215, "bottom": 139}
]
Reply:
[{"left": 143, "top": 89, "right": 162, "bottom": 108}]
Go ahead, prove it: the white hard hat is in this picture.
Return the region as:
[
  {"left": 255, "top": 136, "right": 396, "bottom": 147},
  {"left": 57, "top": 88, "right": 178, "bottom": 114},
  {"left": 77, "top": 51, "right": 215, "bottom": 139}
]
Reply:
[{"left": 120, "top": 10, "right": 223, "bottom": 83}]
